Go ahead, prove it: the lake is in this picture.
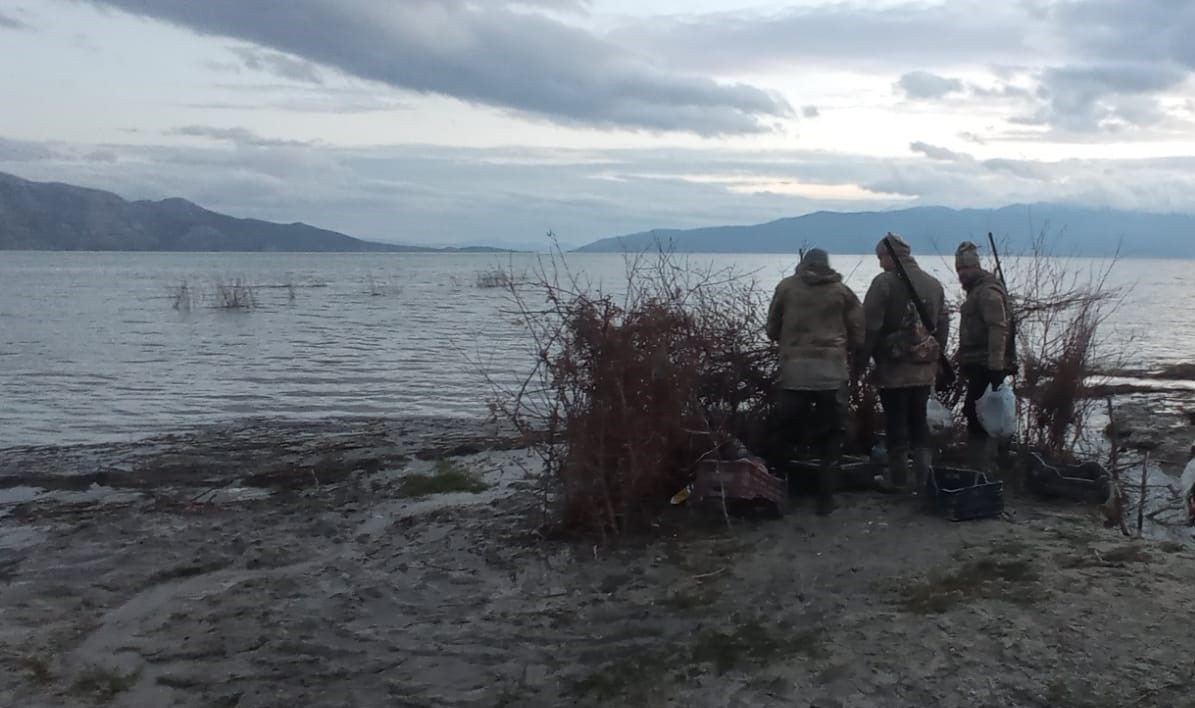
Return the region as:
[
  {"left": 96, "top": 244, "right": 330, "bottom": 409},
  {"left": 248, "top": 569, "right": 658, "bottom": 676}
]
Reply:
[{"left": 0, "top": 250, "right": 1185, "bottom": 448}]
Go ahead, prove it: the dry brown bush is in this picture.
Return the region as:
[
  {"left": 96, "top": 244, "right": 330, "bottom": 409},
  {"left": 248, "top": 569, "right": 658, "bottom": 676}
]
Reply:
[{"left": 490, "top": 244, "right": 778, "bottom": 540}]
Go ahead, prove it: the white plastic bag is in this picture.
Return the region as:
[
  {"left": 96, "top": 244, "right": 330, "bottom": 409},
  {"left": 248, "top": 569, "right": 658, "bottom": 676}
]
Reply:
[
  {"left": 1180, "top": 456, "right": 1195, "bottom": 501},
  {"left": 976, "top": 383, "right": 1016, "bottom": 439},
  {"left": 926, "top": 397, "right": 954, "bottom": 435}
]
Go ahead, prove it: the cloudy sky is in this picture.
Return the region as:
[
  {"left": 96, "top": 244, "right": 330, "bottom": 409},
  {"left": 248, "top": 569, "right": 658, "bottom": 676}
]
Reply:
[{"left": 3, "top": 0, "right": 1195, "bottom": 248}]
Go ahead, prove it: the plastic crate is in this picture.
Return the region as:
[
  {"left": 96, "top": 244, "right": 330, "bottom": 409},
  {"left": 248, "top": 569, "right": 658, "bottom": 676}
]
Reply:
[
  {"left": 924, "top": 466, "right": 1004, "bottom": 521},
  {"left": 780, "top": 456, "right": 875, "bottom": 496}
]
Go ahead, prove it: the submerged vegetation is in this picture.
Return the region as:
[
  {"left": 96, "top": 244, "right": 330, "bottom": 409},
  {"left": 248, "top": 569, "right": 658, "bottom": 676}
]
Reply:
[
  {"left": 214, "top": 278, "right": 258, "bottom": 309},
  {"left": 168, "top": 277, "right": 259, "bottom": 310},
  {"left": 475, "top": 267, "right": 515, "bottom": 289}
]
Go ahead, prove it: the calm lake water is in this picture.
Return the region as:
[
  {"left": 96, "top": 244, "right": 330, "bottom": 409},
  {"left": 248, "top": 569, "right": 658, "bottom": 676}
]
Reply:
[{"left": 0, "top": 251, "right": 1187, "bottom": 448}]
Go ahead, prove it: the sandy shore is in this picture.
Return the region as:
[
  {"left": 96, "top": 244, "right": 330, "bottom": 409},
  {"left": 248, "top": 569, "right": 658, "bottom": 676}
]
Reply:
[{"left": 2, "top": 416, "right": 1194, "bottom": 707}]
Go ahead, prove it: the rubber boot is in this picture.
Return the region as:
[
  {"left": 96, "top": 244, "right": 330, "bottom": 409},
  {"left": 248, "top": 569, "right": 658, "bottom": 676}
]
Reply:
[
  {"left": 816, "top": 462, "right": 836, "bottom": 516},
  {"left": 878, "top": 447, "right": 909, "bottom": 493},
  {"left": 910, "top": 448, "right": 933, "bottom": 495},
  {"left": 814, "top": 430, "right": 843, "bottom": 515}
]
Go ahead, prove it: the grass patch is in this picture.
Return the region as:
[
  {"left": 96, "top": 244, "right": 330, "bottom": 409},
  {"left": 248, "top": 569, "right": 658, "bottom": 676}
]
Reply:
[
  {"left": 567, "top": 618, "right": 825, "bottom": 702},
  {"left": 1045, "top": 678, "right": 1122, "bottom": 708},
  {"left": 900, "top": 558, "right": 1041, "bottom": 614},
  {"left": 1056, "top": 543, "right": 1153, "bottom": 569},
  {"left": 660, "top": 587, "right": 720, "bottom": 611},
  {"left": 689, "top": 621, "right": 826, "bottom": 674},
  {"left": 72, "top": 664, "right": 141, "bottom": 702},
  {"left": 398, "top": 459, "right": 488, "bottom": 497},
  {"left": 17, "top": 654, "right": 53, "bottom": 684},
  {"left": 568, "top": 652, "right": 675, "bottom": 703}
]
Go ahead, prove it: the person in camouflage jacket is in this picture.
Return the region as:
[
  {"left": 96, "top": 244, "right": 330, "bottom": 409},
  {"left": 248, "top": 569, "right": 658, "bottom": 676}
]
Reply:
[
  {"left": 861, "top": 234, "right": 949, "bottom": 493},
  {"left": 767, "top": 248, "right": 864, "bottom": 515},
  {"left": 955, "top": 240, "right": 1014, "bottom": 474}
]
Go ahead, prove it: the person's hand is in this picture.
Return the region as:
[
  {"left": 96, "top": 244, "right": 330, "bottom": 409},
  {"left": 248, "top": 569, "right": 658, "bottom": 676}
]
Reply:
[{"left": 989, "top": 369, "right": 1007, "bottom": 390}]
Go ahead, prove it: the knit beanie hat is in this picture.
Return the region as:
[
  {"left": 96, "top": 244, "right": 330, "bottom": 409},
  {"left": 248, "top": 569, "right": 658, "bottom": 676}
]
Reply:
[
  {"left": 800, "top": 247, "right": 830, "bottom": 270},
  {"left": 955, "top": 241, "right": 982, "bottom": 270}
]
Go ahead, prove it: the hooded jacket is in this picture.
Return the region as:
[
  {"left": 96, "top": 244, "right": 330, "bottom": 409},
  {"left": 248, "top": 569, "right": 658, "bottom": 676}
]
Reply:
[
  {"left": 862, "top": 255, "right": 949, "bottom": 389},
  {"left": 958, "top": 270, "right": 1012, "bottom": 371},
  {"left": 766, "top": 262, "right": 864, "bottom": 391}
]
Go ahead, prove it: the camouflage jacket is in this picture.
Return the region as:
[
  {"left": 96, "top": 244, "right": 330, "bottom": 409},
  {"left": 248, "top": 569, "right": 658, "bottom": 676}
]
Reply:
[
  {"left": 862, "top": 258, "right": 949, "bottom": 389},
  {"left": 959, "top": 271, "right": 1013, "bottom": 371},
  {"left": 766, "top": 265, "right": 864, "bottom": 391}
]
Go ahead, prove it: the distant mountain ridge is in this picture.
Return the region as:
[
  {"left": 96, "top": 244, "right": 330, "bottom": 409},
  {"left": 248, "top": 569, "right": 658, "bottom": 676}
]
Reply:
[
  {"left": 0, "top": 171, "right": 508, "bottom": 253},
  {"left": 577, "top": 204, "right": 1195, "bottom": 257}
]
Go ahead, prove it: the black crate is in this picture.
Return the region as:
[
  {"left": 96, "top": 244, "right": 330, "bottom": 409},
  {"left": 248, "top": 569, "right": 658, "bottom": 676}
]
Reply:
[
  {"left": 924, "top": 466, "right": 1004, "bottom": 521},
  {"left": 1024, "top": 452, "right": 1110, "bottom": 504},
  {"left": 781, "top": 456, "right": 875, "bottom": 496}
]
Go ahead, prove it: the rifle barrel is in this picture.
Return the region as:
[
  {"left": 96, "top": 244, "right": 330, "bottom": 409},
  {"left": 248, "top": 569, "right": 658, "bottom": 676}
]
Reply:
[
  {"left": 881, "top": 236, "right": 955, "bottom": 384},
  {"left": 986, "top": 232, "right": 1017, "bottom": 370}
]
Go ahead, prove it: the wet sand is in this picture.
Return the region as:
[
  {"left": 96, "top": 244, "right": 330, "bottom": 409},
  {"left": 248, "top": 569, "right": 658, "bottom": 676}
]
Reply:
[{"left": 2, "top": 416, "right": 1194, "bottom": 707}]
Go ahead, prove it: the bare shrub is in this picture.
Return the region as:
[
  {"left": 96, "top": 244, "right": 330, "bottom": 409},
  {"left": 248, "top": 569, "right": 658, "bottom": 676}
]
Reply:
[
  {"left": 1003, "top": 229, "right": 1124, "bottom": 459},
  {"left": 214, "top": 278, "right": 258, "bottom": 310},
  {"left": 491, "top": 245, "right": 777, "bottom": 540},
  {"left": 170, "top": 280, "right": 193, "bottom": 311}
]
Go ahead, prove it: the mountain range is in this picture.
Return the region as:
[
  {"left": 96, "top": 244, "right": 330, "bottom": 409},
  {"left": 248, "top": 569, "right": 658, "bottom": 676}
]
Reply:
[
  {"left": 0, "top": 171, "right": 507, "bottom": 252},
  {"left": 7, "top": 169, "right": 1195, "bottom": 257},
  {"left": 577, "top": 204, "right": 1195, "bottom": 257}
]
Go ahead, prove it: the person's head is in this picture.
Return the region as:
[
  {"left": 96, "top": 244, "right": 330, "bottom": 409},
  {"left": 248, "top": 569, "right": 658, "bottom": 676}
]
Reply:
[
  {"left": 875, "top": 233, "right": 910, "bottom": 272},
  {"left": 798, "top": 247, "right": 831, "bottom": 273},
  {"left": 954, "top": 241, "right": 983, "bottom": 286}
]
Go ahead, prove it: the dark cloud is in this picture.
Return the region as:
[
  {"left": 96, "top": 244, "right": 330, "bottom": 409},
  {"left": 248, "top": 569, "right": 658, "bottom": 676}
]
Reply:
[
  {"left": 186, "top": 83, "right": 408, "bottom": 114},
  {"left": 910, "top": 142, "right": 969, "bottom": 162},
  {"left": 980, "top": 158, "right": 1050, "bottom": 180},
  {"left": 0, "top": 137, "right": 56, "bottom": 161},
  {"left": 608, "top": 1, "right": 1035, "bottom": 72},
  {"left": 1042, "top": 64, "right": 1184, "bottom": 95},
  {"left": 0, "top": 9, "right": 31, "bottom": 30},
  {"left": 170, "top": 125, "right": 315, "bottom": 148},
  {"left": 1016, "top": 63, "right": 1187, "bottom": 132},
  {"left": 80, "top": 0, "right": 791, "bottom": 135},
  {"left": 802, "top": 105, "right": 819, "bottom": 118},
  {"left": 508, "top": 0, "right": 591, "bottom": 11},
  {"left": 602, "top": 1, "right": 1192, "bottom": 137},
  {"left": 229, "top": 46, "right": 322, "bottom": 84},
  {"left": 1053, "top": 0, "right": 1195, "bottom": 68},
  {"left": 896, "top": 71, "right": 964, "bottom": 99}
]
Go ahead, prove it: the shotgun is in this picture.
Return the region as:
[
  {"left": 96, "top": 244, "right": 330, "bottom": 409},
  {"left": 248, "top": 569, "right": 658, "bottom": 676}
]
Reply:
[
  {"left": 881, "top": 235, "right": 956, "bottom": 385},
  {"left": 986, "top": 232, "right": 1018, "bottom": 372}
]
